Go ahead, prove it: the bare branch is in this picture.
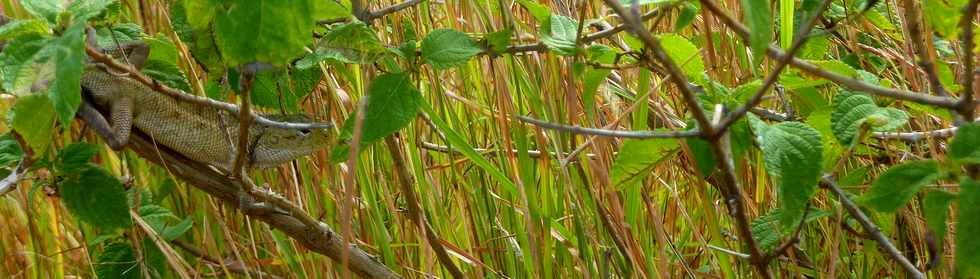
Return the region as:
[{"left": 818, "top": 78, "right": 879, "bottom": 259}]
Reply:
[
  {"left": 120, "top": 128, "right": 402, "bottom": 279},
  {"left": 84, "top": 46, "right": 332, "bottom": 130},
  {"left": 902, "top": 0, "right": 948, "bottom": 98},
  {"left": 419, "top": 141, "right": 600, "bottom": 159},
  {"left": 516, "top": 116, "right": 701, "bottom": 139},
  {"left": 365, "top": 0, "right": 426, "bottom": 21},
  {"left": 820, "top": 176, "right": 925, "bottom": 279},
  {"left": 871, "top": 127, "right": 958, "bottom": 141},
  {"left": 697, "top": 0, "right": 960, "bottom": 109}
]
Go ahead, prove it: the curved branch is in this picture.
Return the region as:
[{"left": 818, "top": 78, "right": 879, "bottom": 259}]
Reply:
[{"left": 122, "top": 128, "right": 401, "bottom": 279}]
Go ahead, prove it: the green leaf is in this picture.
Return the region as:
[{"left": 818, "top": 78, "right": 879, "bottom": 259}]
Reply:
[
  {"left": 21, "top": 0, "right": 64, "bottom": 24},
  {"left": 60, "top": 167, "right": 132, "bottom": 231},
  {"left": 957, "top": 178, "right": 980, "bottom": 277},
  {"left": 46, "top": 21, "right": 86, "bottom": 128},
  {"left": 95, "top": 243, "right": 141, "bottom": 279},
  {"left": 10, "top": 95, "right": 55, "bottom": 152},
  {"left": 610, "top": 138, "right": 680, "bottom": 188},
  {"left": 421, "top": 29, "right": 482, "bottom": 70},
  {"left": 66, "top": 0, "right": 115, "bottom": 21},
  {"left": 811, "top": 60, "right": 858, "bottom": 78},
  {"left": 540, "top": 14, "right": 580, "bottom": 56},
  {"left": 0, "top": 134, "right": 24, "bottom": 167},
  {"left": 674, "top": 2, "right": 699, "bottom": 31},
  {"left": 333, "top": 73, "right": 422, "bottom": 161},
  {"left": 1, "top": 35, "right": 52, "bottom": 96},
  {"left": 212, "top": 0, "right": 316, "bottom": 65},
  {"left": 297, "top": 21, "right": 386, "bottom": 68},
  {"left": 742, "top": 0, "right": 771, "bottom": 67},
  {"left": 657, "top": 34, "right": 705, "bottom": 85},
  {"left": 831, "top": 90, "right": 908, "bottom": 145},
  {"left": 313, "top": 0, "right": 350, "bottom": 19},
  {"left": 923, "top": 190, "right": 956, "bottom": 256},
  {"left": 950, "top": 123, "right": 980, "bottom": 164},
  {"left": 860, "top": 160, "right": 941, "bottom": 212},
  {"left": 55, "top": 143, "right": 98, "bottom": 174},
  {"left": 923, "top": 0, "right": 965, "bottom": 38},
  {"left": 0, "top": 19, "right": 50, "bottom": 41},
  {"left": 758, "top": 121, "right": 823, "bottom": 229},
  {"left": 516, "top": 0, "right": 551, "bottom": 22},
  {"left": 481, "top": 30, "right": 513, "bottom": 54}
]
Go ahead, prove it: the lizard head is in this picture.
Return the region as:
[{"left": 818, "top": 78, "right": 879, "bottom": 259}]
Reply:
[{"left": 249, "top": 114, "right": 331, "bottom": 169}]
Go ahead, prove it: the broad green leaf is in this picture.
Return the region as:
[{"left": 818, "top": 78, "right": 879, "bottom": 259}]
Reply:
[
  {"left": 93, "top": 23, "right": 143, "bottom": 48},
  {"left": 212, "top": 0, "right": 316, "bottom": 65},
  {"left": 742, "top": 0, "right": 771, "bottom": 67},
  {"left": 923, "top": 0, "right": 965, "bottom": 39},
  {"left": 0, "top": 35, "right": 52, "bottom": 96},
  {"left": 66, "top": 0, "right": 115, "bottom": 21},
  {"left": 658, "top": 34, "right": 706, "bottom": 85},
  {"left": 60, "top": 166, "right": 133, "bottom": 231},
  {"left": 55, "top": 143, "right": 98, "bottom": 174},
  {"left": 333, "top": 73, "right": 422, "bottom": 161},
  {"left": 313, "top": 0, "right": 351, "bottom": 19},
  {"left": 95, "top": 242, "right": 166, "bottom": 279},
  {"left": 806, "top": 108, "right": 843, "bottom": 170},
  {"left": 758, "top": 121, "right": 823, "bottom": 229},
  {"left": 831, "top": 90, "right": 908, "bottom": 145},
  {"left": 296, "top": 21, "right": 386, "bottom": 68},
  {"left": 957, "top": 178, "right": 980, "bottom": 277},
  {"left": 923, "top": 190, "right": 956, "bottom": 256},
  {"left": 46, "top": 21, "right": 86, "bottom": 128},
  {"left": 10, "top": 95, "right": 55, "bottom": 152},
  {"left": 21, "top": 0, "right": 64, "bottom": 24},
  {"left": 481, "top": 29, "right": 513, "bottom": 54},
  {"left": 95, "top": 243, "right": 141, "bottom": 279},
  {"left": 246, "top": 67, "right": 319, "bottom": 112},
  {"left": 421, "top": 29, "right": 482, "bottom": 70},
  {"left": 0, "top": 19, "right": 50, "bottom": 41},
  {"left": 540, "top": 14, "right": 580, "bottom": 56},
  {"left": 611, "top": 138, "right": 680, "bottom": 188},
  {"left": 0, "top": 134, "right": 24, "bottom": 167},
  {"left": 949, "top": 123, "right": 980, "bottom": 164},
  {"left": 516, "top": 0, "right": 551, "bottom": 22},
  {"left": 675, "top": 2, "right": 699, "bottom": 31},
  {"left": 860, "top": 160, "right": 941, "bottom": 212}
]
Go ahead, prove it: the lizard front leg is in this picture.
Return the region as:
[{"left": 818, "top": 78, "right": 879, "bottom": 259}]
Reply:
[{"left": 77, "top": 100, "right": 130, "bottom": 150}]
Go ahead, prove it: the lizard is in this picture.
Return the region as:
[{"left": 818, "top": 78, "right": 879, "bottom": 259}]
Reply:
[{"left": 76, "top": 40, "right": 331, "bottom": 173}]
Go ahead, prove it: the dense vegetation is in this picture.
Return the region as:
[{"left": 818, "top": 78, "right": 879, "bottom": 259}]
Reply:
[{"left": 0, "top": 0, "right": 978, "bottom": 278}]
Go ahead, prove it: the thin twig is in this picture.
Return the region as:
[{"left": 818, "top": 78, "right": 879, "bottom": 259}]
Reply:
[
  {"left": 230, "top": 67, "right": 255, "bottom": 178},
  {"left": 419, "top": 141, "right": 599, "bottom": 159},
  {"left": 385, "top": 137, "right": 465, "bottom": 278},
  {"left": 84, "top": 46, "right": 332, "bottom": 130},
  {"left": 698, "top": 0, "right": 959, "bottom": 109},
  {"left": 820, "top": 176, "right": 925, "bottom": 279},
  {"left": 516, "top": 116, "right": 701, "bottom": 139},
  {"left": 600, "top": 1, "right": 769, "bottom": 277},
  {"left": 871, "top": 127, "right": 958, "bottom": 141},
  {"left": 365, "top": 0, "right": 426, "bottom": 21}
]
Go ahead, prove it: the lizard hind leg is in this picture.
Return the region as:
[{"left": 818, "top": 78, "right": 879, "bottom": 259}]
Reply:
[{"left": 77, "top": 101, "right": 128, "bottom": 150}]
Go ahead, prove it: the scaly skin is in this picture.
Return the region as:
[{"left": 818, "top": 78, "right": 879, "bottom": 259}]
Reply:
[{"left": 79, "top": 44, "right": 329, "bottom": 172}]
